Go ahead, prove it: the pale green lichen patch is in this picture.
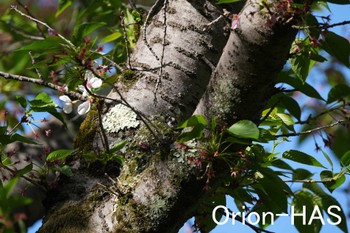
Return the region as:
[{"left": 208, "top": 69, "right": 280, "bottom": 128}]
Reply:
[{"left": 102, "top": 104, "right": 140, "bottom": 134}]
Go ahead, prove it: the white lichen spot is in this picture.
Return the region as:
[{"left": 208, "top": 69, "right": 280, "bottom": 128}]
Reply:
[{"left": 102, "top": 104, "right": 140, "bottom": 133}]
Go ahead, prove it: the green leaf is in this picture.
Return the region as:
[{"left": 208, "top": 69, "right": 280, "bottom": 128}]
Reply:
[
  {"left": 177, "top": 126, "right": 205, "bottom": 142},
  {"left": 320, "top": 170, "right": 346, "bottom": 193},
  {"left": 11, "top": 134, "right": 37, "bottom": 144},
  {"left": 131, "top": 10, "right": 142, "bottom": 23},
  {"left": 73, "top": 22, "right": 106, "bottom": 42},
  {"left": 60, "top": 165, "right": 73, "bottom": 177},
  {"left": 100, "top": 32, "right": 122, "bottom": 44},
  {"left": 177, "top": 115, "right": 208, "bottom": 129},
  {"left": 46, "top": 149, "right": 76, "bottom": 162},
  {"left": 258, "top": 128, "right": 276, "bottom": 143},
  {"left": 327, "top": 84, "right": 350, "bottom": 103},
  {"left": 253, "top": 167, "right": 291, "bottom": 213},
  {"left": 279, "top": 95, "right": 301, "bottom": 120},
  {"left": 303, "top": 182, "right": 348, "bottom": 233},
  {"left": 276, "top": 113, "right": 294, "bottom": 126},
  {"left": 110, "top": 140, "right": 127, "bottom": 153},
  {"left": 82, "top": 152, "right": 98, "bottom": 160},
  {"left": 227, "top": 120, "right": 259, "bottom": 140},
  {"left": 0, "top": 177, "right": 18, "bottom": 198},
  {"left": 293, "top": 168, "right": 313, "bottom": 180},
  {"left": 56, "top": 0, "right": 72, "bottom": 17},
  {"left": 109, "top": 155, "right": 124, "bottom": 165},
  {"left": 30, "top": 92, "right": 57, "bottom": 108},
  {"left": 271, "top": 159, "right": 294, "bottom": 170},
  {"left": 282, "top": 150, "right": 325, "bottom": 168},
  {"left": 16, "top": 37, "right": 66, "bottom": 53},
  {"left": 278, "top": 72, "right": 324, "bottom": 100},
  {"left": 340, "top": 150, "right": 350, "bottom": 167},
  {"left": 177, "top": 115, "right": 208, "bottom": 142},
  {"left": 322, "top": 31, "right": 350, "bottom": 67},
  {"left": 16, "top": 164, "right": 33, "bottom": 177},
  {"left": 0, "top": 134, "right": 37, "bottom": 145},
  {"left": 290, "top": 53, "right": 313, "bottom": 81},
  {"left": 321, "top": 150, "right": 333, "bottom": 169},
  {"left": 16, "top": 96, "right": 27, "bottom": 109},
  {"left": 292, "top": 190, "right": 323, "bottom": 233},
  {"left": 1, "top": 153, "right": 12, "bottom": 166},
  {"left": 29, "top": 93, "right": 66, "bottom": 125}
]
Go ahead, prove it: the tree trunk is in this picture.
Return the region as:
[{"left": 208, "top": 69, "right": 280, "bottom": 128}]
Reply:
[{"left": 38, "top": 0, "right": 297, "bottom": 232}]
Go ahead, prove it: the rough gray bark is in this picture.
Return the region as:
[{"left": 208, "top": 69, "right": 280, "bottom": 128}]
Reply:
[{"left": 38, "top": 0, "right": 298, "bottom": 232}]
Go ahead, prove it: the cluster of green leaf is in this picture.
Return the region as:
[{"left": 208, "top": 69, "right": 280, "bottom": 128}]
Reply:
[{"left": 177, "top": 110, "right": 349, "bottom": 232}]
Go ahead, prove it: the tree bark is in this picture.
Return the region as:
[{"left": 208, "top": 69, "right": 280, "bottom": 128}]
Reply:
[{"left": 38, "top": 0, "right": 298, "bottom": 232}]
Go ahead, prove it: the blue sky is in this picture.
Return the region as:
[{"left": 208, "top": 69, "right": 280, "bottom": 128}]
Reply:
[{"left": 27, "top": 2, "right": 350, "bottom": 233}]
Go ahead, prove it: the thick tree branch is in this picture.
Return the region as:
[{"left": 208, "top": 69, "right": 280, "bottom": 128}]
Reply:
[{"left": 37, "top": 1, "right": 301, "bottom": 232}]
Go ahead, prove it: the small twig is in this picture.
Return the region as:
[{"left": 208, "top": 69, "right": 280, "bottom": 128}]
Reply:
[
  {"left": 275, "top": 119, "right": 347, "bottom": 138},
  {"left": 7, "top": 115, "right": 28, "bottom": 135},
  {"left": 259, "top": 98, "right": 281, "bottom": 125},
  {"left": 11, "top": 5, "right": 75, "bottom": 49},
  {"left": 283, "top": 179, "right": 334, "bottom": 183},
  {"left": 295, "top": 105, "right": 342, "bottom": 125},
  {"left": 292, "top": 20, "right": 350, "bottom": 30},
  {"left": 0, "top": 70, "right": 86, "bottom": 101},
  {"left": 29, "top": 51, "right": 43, "bottom": 79},
  {"left": 101, "top": 55, "right": 125, "bottom": 73},
  {"left": 120, "top": 12, "right": 132, "bottom": 69},
  {"left": 96, "top": 182, "right": 120, "bottom": 197},
  {"left": 9, "top": 26, "right": 44, "bottom": 40}
]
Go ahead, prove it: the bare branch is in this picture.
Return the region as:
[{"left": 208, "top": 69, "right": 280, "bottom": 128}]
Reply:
[
  {"left": 283, "top": 179, "right": 335, "bottom": 183},
  {"left": 275, "top": 119, "right": 348, "bottom": 138},
  {"left": 11, "top": 5, "right": 75, "bottom": 49},
  {"left": 0, "top": 71, "right": 86, "bottom": 101},
  {"left": 292, "top": 20, "right": 350, "bottom": 30}
]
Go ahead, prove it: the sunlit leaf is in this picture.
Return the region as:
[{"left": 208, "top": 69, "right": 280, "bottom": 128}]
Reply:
[
  {"left": 100, "top": 32, "right": 122, "bottom": 43},
  {"left": 110, "top": 140, "right": 127, "bottom": 153},
  {"left": 56, "top": 0, "right": 73, "bottom": 17},
  {"left": 227, "top": 120, "right": 259, "bottom": 139},
  {"left": 46, "top": 149, "right": 76, "bottom": 162}
]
